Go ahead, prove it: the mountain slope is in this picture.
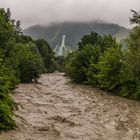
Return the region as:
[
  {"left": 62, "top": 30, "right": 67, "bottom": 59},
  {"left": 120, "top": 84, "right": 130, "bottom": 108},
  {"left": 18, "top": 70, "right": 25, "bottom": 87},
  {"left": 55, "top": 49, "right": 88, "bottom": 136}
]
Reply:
[{"left": 24, "top": 22, "right": 130, "bottom": 49}]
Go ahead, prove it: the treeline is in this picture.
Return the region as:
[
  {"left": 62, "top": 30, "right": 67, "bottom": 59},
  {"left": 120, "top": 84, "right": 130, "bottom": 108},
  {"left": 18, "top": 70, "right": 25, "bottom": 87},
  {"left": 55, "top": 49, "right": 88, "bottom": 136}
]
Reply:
[
  {"left": 0, "top": 8, "right": 55, "bottom": 130},
  {"left": 65, "top": 10, "right": 140, "bottom": 100}
]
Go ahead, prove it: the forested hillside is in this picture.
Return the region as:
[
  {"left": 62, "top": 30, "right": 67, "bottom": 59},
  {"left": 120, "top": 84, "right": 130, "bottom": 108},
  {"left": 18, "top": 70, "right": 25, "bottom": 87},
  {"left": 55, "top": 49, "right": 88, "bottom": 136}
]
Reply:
[{"left": 24, "top": 22, "right": 130, "bottom": 49}]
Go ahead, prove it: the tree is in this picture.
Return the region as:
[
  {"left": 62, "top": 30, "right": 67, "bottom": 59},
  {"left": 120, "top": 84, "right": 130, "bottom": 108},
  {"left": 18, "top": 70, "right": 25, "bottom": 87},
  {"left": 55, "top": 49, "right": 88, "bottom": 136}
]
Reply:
[
  {"left": 13, "top": 43, "right": 44, "bottom": 82},
  {"left": 65, "top": 45, "right": 95, "bottom": 83},
  {"left": 6, "top": 8, "right": 11, "bottom": 20},
  {"left": 0, "top": 50, "right": 17, "bottom": 130},
  {"left": 65, "top": 32, "right": 119, "bottom": 84},
  {"left": 130, "top": 10, "right": 140, "bottom": 25},
  {"left": 94, "top": 47, "right": 123, "bottom": 91},
  {"left": 78, "top": 32, "right": 102, "bottom": 50},
  {"left": 118, "top": 10, "right": 140, "bottom": 99},
  {"left": 0, "top": 8, "right": 16, "bottom": 56},
  {"left": 65, "top": 32, "right": 103, "bottom": 83},
  {"left": 36, "top": 39, "right": 55, "bottom": 72},
  {"left": 56, "top": 56, "right": 65, "bottom": 72}
]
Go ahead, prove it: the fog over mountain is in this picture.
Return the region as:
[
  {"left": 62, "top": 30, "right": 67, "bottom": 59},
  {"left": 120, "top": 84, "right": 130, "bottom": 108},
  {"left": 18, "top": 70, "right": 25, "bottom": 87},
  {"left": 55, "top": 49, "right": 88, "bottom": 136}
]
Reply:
[
  {"left": 1, "top": 0, "right": 140, "bottom": 29},
  {"left": 24, "top": 21, "right": 130, "bottom": 49}
]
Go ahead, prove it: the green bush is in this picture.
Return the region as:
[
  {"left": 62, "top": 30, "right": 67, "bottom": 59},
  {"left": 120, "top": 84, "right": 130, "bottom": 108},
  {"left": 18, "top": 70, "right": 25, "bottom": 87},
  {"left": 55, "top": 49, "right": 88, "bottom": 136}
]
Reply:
[
  {"left": 94, "top": 47, "right": 123, "bottom": 91},
  {"left": 65, "top": 32, "right": 119, "bottom": 84},
  {"left": 0, "top": 101, "right": 16, "bottom": 130},
  {"left": 13, "top": 43, "right": 44, "bottom": 82},
  {"left": 0, "top": 56, "right": 17, "bottom": 130},
  {"left": 65, "top": 45, "right": 95, "bottom": 83}
]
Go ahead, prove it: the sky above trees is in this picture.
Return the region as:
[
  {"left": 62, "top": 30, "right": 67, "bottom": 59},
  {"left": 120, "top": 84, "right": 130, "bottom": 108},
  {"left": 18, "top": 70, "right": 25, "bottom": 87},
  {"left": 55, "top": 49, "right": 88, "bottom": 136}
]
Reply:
[{"left": 0, "top": 0, "right": 140, "bottom": 29}]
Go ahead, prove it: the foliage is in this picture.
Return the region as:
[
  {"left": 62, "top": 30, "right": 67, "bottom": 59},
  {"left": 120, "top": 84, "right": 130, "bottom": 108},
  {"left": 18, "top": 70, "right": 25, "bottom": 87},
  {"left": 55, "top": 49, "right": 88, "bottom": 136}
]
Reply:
[
  {"left": 65, "top": 32, "right": 103, "bottom": 83},
  {"left": 78, "top": 32, "right": 102, "bottom": 50},
  {"left": 95, "top": 47, "right": 123, "bottom": 91},
  {"left": 65, "top": 32, "right": 119, "bottom": 83},
  {"left": 36, "top": 39, "right": 55, "bottom": 72},
  {"left": 0, "top": 52, "right": 17, "bottom": 130},
  {"left": 65, "top": 10, "right": 140, "bottom": 101},
  {"left": 0, "top": 8, "right": 56, "bottom": 130},
  {"left": 65, "top": 46, "right": 94, "bottom": 83},
  {"left": 13, "top": 43, "right": 44, "bottom": 82},
  {"left": 55, "top": 56, "right": 65, "bottom": 72},
  {"left": 119, "top": 24, "right": 140, "bottom": 99},
  {"left": 0, "top": 101, "right": 16, "bottom": 130},
  {"left": 130, "top": 10, "right": 140, "bottom": 25}
]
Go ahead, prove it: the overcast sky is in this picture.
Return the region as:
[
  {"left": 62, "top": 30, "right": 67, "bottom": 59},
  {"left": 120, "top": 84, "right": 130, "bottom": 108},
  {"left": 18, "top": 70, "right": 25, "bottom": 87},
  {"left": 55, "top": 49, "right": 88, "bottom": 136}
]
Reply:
[{"left": 0, "top": 0, "right": 140, "bottom": 29}]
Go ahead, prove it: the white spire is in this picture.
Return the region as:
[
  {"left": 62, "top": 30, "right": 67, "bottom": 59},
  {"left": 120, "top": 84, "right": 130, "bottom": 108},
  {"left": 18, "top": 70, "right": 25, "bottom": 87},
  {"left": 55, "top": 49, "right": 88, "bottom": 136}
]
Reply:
[
  {"left": 61, "top": 35, "right": 66, "bottom": 48},
  {"left": 58, "top": 35, "right": 66, "bottom": 56}
]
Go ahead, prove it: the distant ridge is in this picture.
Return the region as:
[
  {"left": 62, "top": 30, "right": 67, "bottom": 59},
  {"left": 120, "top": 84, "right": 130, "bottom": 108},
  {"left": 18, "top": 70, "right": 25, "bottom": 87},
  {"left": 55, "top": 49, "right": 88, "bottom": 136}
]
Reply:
[{"left": 24, "top": 21, "right": 130, "bottom": 49}]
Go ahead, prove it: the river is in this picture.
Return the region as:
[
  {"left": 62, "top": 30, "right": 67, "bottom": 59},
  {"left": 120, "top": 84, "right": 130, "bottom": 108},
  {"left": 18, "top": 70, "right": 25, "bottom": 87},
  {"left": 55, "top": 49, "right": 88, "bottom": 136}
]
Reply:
[{"left": 0, "top": 73, "right": 140, "bottom": 140}]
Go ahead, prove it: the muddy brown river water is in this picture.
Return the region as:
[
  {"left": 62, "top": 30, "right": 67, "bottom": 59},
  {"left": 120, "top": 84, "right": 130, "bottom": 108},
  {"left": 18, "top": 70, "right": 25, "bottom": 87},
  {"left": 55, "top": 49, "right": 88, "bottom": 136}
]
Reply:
[{"left": 1, "top": 73, "right": 140, "bottom": 140}]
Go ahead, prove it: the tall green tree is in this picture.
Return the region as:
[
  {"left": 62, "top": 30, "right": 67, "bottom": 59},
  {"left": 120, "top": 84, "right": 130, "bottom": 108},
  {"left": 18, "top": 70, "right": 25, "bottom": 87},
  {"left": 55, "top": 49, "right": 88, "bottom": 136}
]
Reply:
[
  {"left": 119, "top": 10, "right": 140, "bottom": 99},
  {"left": 65, "top": 32, "right": 119, "bottom": 83},
  {"left": 130, "top": 10, "right": 140, "bottom": 25},
  {"left": 78, "top": 32, "right": 102, "bottom": 50},
  {"left": 36, "top": 39, "right": 55, "bottom": 72},
  {"left": 95, "top": 47, "right": 123, "bottom": 91},
  {"left": 12, "top": 43, "right": 44, "bottom": 82}
]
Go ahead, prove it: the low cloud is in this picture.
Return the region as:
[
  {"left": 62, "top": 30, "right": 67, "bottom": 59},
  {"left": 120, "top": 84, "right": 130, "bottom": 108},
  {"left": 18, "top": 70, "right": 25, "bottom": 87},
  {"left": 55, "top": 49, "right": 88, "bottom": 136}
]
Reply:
[{"left": 0, "top": 0, "right": 140, "bottom": 29}]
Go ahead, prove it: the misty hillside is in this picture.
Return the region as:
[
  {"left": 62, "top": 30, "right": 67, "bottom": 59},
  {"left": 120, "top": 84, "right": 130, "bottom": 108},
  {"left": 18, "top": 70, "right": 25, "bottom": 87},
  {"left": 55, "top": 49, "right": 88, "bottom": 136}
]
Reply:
[{"left": 24, "top": 22, "right": 130, "bottom": 49}]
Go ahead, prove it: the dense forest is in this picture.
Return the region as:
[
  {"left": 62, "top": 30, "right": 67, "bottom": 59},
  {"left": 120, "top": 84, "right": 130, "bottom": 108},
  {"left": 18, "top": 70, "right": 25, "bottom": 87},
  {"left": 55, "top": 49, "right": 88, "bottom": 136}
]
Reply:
[
  {"left": 0, "top": 8, "right": 56, "bottom": 130},
  {"left": 64, "top": 10, "right": 140, "bottom": 100}
]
